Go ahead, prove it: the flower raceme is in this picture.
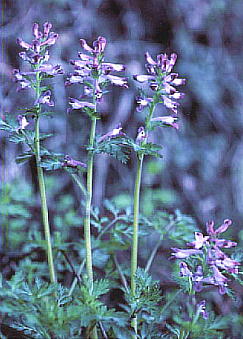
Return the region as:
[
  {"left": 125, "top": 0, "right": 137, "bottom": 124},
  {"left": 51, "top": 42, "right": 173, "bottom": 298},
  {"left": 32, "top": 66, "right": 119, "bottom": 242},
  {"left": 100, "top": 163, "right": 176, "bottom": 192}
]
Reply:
[
  {"left": 134, "top": 52, "right": 186, "bottom": 114},
  {"left": 66, "top": 36, "right": 128, "bottom": 111},
  {"left": 171, "top": 219, "right": 240, "bottom": 295},
  {"left": 133, "top": 52, "right": 186, "bottom": 125},
  {"left": 14, "top": 22, "right": 63, "bottom": 106}
]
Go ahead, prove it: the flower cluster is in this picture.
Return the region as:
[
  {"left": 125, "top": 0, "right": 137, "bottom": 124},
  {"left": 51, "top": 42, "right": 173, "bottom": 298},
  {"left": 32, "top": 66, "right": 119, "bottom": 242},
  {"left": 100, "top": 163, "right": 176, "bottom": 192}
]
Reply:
[
  {"left": 13, "top": 22, "right": 63, "bottom": 92},
  {"left": 134, "top": 52, "right": 186, "bottom": 129},
  {"left": 66, "top": 36, "right": 128, "bottom": 110},
  {"left": 171, "top": 219, "right": 240, "bottom": 295}
]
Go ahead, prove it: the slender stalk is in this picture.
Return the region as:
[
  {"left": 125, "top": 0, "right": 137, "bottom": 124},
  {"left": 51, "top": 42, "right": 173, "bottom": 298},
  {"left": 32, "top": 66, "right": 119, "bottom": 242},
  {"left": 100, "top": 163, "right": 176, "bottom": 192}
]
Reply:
[
  {"left": 83, "top": 80, "right": 99, "bottom": 339},
  {"left": 131, "top": 155, "right": 144, "bottom": 294},
  {"left": 145, "top": 220, "right": 176, "bottom": 273},
  {"left": 130, "top": 102, "right": 156, "bottom": 336},
  {"left": 113, "top": 255, "right": 129, "bottom": 292},
  {"left": 68, "top": 258, "right": 85, "bottom": 296},
  {"left": 34, "top": 71, "right": 56, "bottom": 283},
  {"left": 145, "top": 237, "right": 162, "bottom": 273},
  {"left": 84, "top": 116, "right": 96, "bottom": 286},
  {"left": 70, "top": 173, "right": 87, "bottom": 196},
  {"left": 131, "top": 154, "right": 144, "bottom": 336}
]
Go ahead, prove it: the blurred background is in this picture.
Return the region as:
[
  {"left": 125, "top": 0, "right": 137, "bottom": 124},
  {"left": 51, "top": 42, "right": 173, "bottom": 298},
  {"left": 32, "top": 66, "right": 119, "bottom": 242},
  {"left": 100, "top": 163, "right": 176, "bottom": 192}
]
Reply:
[{"left": 1, "top": 1, "right": 243, "bottom": 255}]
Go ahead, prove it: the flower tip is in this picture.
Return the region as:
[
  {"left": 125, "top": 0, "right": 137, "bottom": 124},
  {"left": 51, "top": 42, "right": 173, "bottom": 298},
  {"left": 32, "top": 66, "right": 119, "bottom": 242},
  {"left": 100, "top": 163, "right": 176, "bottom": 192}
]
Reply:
[{"left": 224, "top": 219, "right": 232, "bottom": 226}]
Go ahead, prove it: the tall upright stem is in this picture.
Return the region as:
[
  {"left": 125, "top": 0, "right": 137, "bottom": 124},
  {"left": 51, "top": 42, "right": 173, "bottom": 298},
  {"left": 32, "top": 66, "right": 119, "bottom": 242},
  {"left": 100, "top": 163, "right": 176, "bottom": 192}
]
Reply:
[
  {"left": 84, "top": 116, "right": 97, "bottom": 286},
  {"left": 130, "top": 102, "right": 156, "bottom": 337},
  {"left": 34, "top": 71, "right": 56, "bottom": 283},
  {"left": 131, "top": 155, "right": 144, "bottom": 294},
  {"left": 131, "top": 155, "right": 144, "bottom": 337}
]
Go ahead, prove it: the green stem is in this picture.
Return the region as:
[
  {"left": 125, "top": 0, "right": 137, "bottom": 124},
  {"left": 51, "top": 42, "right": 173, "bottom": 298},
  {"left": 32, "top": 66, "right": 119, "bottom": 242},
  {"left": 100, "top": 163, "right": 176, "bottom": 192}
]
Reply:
[
  {"left": 145, "top": 220, "right": 176, "bottom": 273},
  {"left": 131, "top": 154, "right": 144, "bottom": 336},
  {"left": 84, "top": 117, "right": 96, "bottom": 286},
  {"left": 145, "top": 236, "right": 162, "bottom": 273},
  {"left": 113, "top": 255, "right": 129, "bottom": 292},
  {"left": 34, "top": 72, "right": 56, "bottom": 283},
  {"left": 130, "top": 102, "right": 156, "bottom": 337},
  {"left": 70, "top": 172, "right": 87, "bottom": 196},
  {"left": 83, "top": 84, "right": 98, "bottom": 338}
]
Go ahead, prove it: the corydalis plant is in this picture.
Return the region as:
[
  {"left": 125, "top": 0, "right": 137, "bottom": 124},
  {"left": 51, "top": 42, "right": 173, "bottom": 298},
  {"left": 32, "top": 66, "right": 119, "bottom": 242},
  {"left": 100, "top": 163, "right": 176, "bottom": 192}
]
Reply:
[
  {"left": 171, "top": 219, "right": 240, "bottom": 295},
  {"left": 130, "top": 52, "right": 186, "bottom": 336},
  {"left": 67, "top": 36, "right": 128, "bottom": 293},
  {"left": 12, "top": 22, "right": 63, "bottom": 283}
]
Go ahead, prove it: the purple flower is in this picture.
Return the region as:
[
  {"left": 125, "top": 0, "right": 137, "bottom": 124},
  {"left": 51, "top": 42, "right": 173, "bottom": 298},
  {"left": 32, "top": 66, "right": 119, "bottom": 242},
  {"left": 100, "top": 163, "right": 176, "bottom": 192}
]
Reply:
[
  {"left": 65, "top": 74, "right": 85, "bottom": 86},
  {"left": 12, "top": 69, "right": 32, "bottom": 91},
  {"left": 193, "top": 266, "right": 204, "bottom": 292},
  {"left": 197, "top": 300, "right": 208, "bottom": 320},
  {"left": 171, "top": 248, "right": 203, "bottom": 259},
  {"left": 16, "top": 38, "right": 32, "bottom": 50},
  {"left": 104, "top": 75, "right": 128, "bottom": 88},
  {"left": 36, "top": 64, "right": 63, "bottom": 76},
  {"left": 43, "top": 22, "right": 52, "bottom": 36},
  {"left": 40, "top": 32, "right": 58, "bottom": 47},
  {"left": 32, "top": 23, "right": 42, "bottom": 39},
  {"left": 69, "top": 98, "right": 95, "bottom": 110},
  {"left": 36, "top": 90, "right": 54, "bottom": 106},
  {"left": 62, "top": 155, "right": 86, "bottom": 169},
  {"left": 136, "top": 126, "right": 147, "bottom": 144},
  {"left": 187, "top": 232, "right": 209, "bottom": 249},
  {"left": 206, "top": 219, "right": 232, "bottom": 236},
  {"left": 136, "top": 97, "right": 153, "bottom": 112},
  {"left": 17, "top": 115, "right": 29, "bottom": 130},
  {"left": 212, "top": 238, "right": 237, "bottom": 248},
  {"left": 162, "top": 95, "right": 180, "bottom": 114},
  {"left": 102, "top": 62, "right": 125, "bottom": 73},
  {"left": 80, "top": 36, "right": 107, "bottom": 55},
  {"left": 151, "top": 116, "right": 179, "bottom": 129},
  {"left": 98, "top": 123, "right": 125, "bottom": 142},
  {"left": 179, "top": 262, "right": 192, "bottom": 277},
  {"left": 211, "top": 265, "right": 228, "bottom": 294},
  {"left": 133, "top": 75, "right": 155, "bottom": 83}
]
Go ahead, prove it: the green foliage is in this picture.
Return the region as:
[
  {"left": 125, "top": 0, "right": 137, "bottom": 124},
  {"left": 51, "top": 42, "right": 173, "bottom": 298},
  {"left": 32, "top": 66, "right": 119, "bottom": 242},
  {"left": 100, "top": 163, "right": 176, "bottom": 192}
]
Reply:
[
  {"left": 0, "top": 113, "right": 18, "bottom": 132},
  {"left": 132, "top": 141, "right": 163, "bottom": 158},
  {"left": 0, "top": 272, "right": 132, "bottom": 339},
  {"left": 0, "top": 181, "right": 34, "bottom": 249},
  {"left": 94, "top": 136, "right": 131, "bottom": 163}
]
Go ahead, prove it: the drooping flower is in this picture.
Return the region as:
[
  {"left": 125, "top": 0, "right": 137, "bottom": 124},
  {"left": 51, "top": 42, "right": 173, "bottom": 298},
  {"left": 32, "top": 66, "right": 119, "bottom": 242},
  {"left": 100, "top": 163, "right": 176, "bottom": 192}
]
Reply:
[
  {"left": 17, "top": 115, "right": 29, "bottom": 130},
  {"left": 69, "top": 98, "right": 95, "bottom": 110},
  {"left": 62, "top": 155, "right": 86, "bottom": 169},
  {"left": 151, "top": 116, "right": 179, "bottom": 129},
  {"left": 179, "top": 262, "right": 193, "bottom": 277},
  {"left": 35, "top": 64, "right": 63, "bottom": 76},
  {"left": 136, "top": 97, "right": 153, "bottom": 112},
  {"left": 35, "top": 90, "right": 54, "bottom": 106},
  {"left": 187, "top": 232, "right": 209, "bottom": 249},
  {"left": 197, "top": 300, "right": 208, "bottom": 320},
  {"left": 170, "top": 248, "right": 203, "bottom": 259},
  {"left": 98, "top": 123, "right": 126, "bottom": 142},
  {"left": 12, "top": 69, "right": 32, "bottom": 91},
  {"left": 135, "top": 126, "right": 147, "bottom": 144},
  {"left": 206, "top": 219, "right": 232, "bottom": 236}
]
